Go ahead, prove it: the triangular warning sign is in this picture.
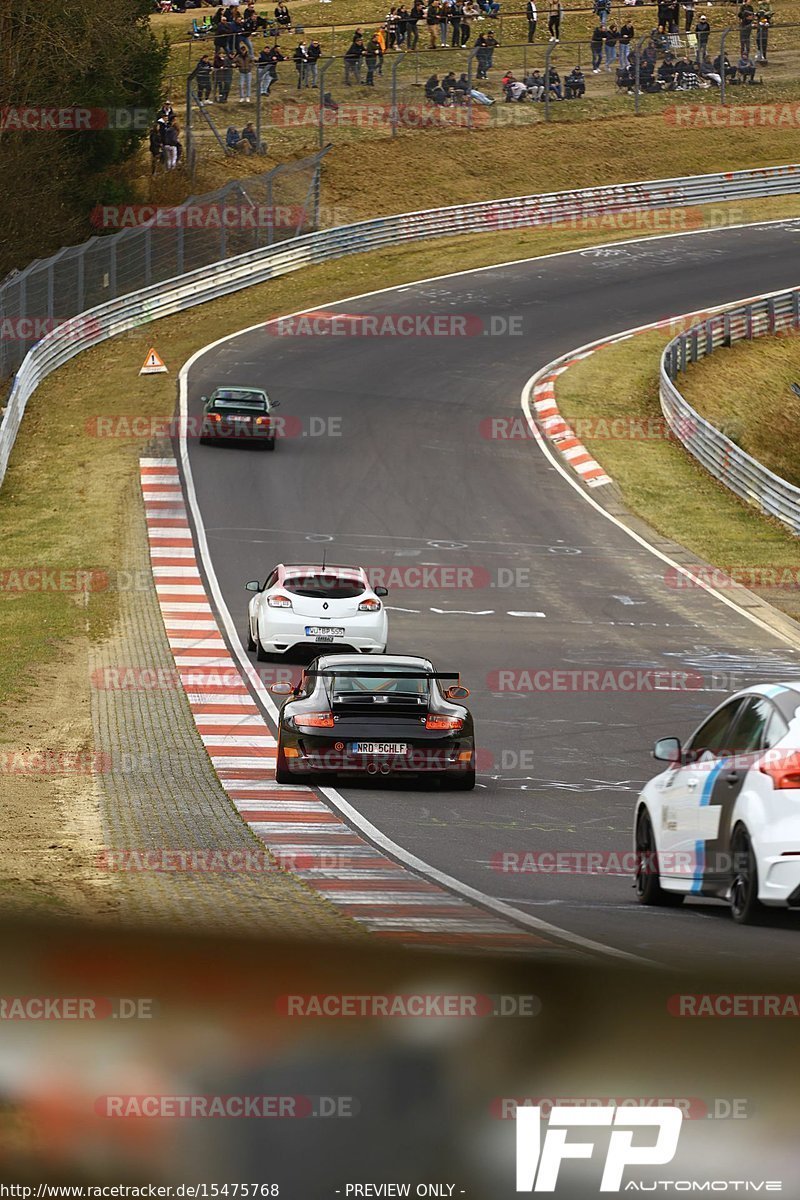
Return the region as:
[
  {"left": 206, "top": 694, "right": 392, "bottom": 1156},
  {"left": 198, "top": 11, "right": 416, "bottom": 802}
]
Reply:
[{"left": 139, "top": 347, "right": 168, "bottom": 375}]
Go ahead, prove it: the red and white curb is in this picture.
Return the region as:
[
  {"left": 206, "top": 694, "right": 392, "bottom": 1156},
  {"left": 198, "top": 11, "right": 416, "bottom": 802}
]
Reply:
[
  {"left": 140, "top": 457, "right": 582, "bottom": 956},
  {"left": 532, "top": 350, "right": 612, "bottom": 489}
]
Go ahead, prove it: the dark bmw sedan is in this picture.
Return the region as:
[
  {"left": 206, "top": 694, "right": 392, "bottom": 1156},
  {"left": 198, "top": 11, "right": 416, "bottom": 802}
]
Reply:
[
  {"left": 270, "top": 654, "right": 476, "bottom": 789},
  {"left": 199, "top": 387, "right": 280, "bottom": 449}
]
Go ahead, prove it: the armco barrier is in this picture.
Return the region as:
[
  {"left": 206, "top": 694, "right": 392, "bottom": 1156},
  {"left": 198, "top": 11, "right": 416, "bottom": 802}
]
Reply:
[
  {"left": 661, "top": 287, "right": 800, "bottom": 536},
  {"left": 3, "top": 162, "right": 800, "bottom": 490}
]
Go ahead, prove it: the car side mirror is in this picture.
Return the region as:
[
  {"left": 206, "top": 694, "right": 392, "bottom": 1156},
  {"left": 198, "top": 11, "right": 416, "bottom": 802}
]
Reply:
[
  {"left": 269, "top": 399, "right": 281, "bottom": 409},
  {"left": 201, "top": 396, "right": 208, "bottom": 405},
  {"left": 445, "top": 685, "right": 470, "bottom": 700},
  {"left": 270, "top": 681, "right": 294, "bottom": 696},
  {"left": 245, "top": 580, "right": 261, "bottom": 592},
  {"left": 653, "top": 736, "right": 682, "bottom": 764},
  {"left": 375, "top": 586, "right": 388, "bottom": 597}
]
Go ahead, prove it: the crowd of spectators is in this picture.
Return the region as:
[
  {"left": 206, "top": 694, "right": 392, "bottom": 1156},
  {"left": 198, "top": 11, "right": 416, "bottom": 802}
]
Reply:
[{"left": 169, "top": 0, "right": 776, "bottom": 124}]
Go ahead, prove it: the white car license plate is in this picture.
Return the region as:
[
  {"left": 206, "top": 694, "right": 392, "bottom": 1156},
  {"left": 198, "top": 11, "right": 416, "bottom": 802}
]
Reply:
[
  {"left": 350, "top": 742, "right": 408, "bottom": 755},
  {"left": 305, "top": 626, "right": 345, "bottom": 637}
]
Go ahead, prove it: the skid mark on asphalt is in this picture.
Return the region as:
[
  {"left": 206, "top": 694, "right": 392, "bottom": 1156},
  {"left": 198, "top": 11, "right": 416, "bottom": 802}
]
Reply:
[{"left": 140, "top": 457, "right": 594, "bottom": 959}]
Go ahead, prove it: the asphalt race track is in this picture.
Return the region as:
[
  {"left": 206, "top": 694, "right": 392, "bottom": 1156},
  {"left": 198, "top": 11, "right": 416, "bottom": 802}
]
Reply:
[{"left": 183, "top": 220, "right": 800, "bottom": 970}]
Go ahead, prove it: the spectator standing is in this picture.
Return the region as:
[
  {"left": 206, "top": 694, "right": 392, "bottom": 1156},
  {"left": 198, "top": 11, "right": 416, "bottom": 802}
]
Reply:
[
  {"left": 682, "top": 0, "right": 694, "bottom": 31},
  {"left": 462, "top": 0, "right": 479, "bottom": 41},
  {"left": 385, "top": 6, "right": 398, "bottom": 48},
  {"left": 475, "top": 31, "right": 490, "bottom": 76},
  {"left": 695, "top": 15, "right": 710, "bottom": 57},
  {"left": 450, "top": 1, "right": 463, "bottom": 45},
  {"left": 216, "top": 49, "right": 234, "bottom": 101},
  {"left": 426, "top": 2, "right": 439, "bottom": 49},
  {"left": 344, "top": 33, "right": 364, "bottom": 84},
  {"left": 604, "top": 21, "right": 619, "bottom": 69},
  {"left": 236, "top": 42, "right": 254, "bottom": 101},
  {"left": 365, "top": 34, "right": 382, "bottom": 83},
  {"left": 590, "top": 24, "right": 604, "bottom": 71},
  {"left": 485, "top": 29, "right": 498, "bottom": 66},
  {"left": 619, "top": 20, "right": 634, "bottom": 69},
  {"left": 593, "top": 0, "right": 611, "bottom": 30},
  {"left": 195, "top": 53, "right": 213, "bottom": 102},
  {"left": 307, "top": 40, "right": 322, "bottom": 85},
  {"left": 293, "top": 40, "right": 309, "bottom": 88},
  {"left": 548, "top": 0, "right": 562, "bottom": 42},
  {"left": 439, "top": 0, "right": 450, "bottom": 47},
  {"left": 755, "top": 1, "right": 772, "bottom": 63},
  {"left": 395, "top": 5, "right": 409, "bottom": 47},
  {"left": 526, "top": 0, "right": 537, "bottom": 42},
  {"left": 408, "top": 1, "right": 423, "bottom": 48},
  {"left": 738, "top": 2, "right": 754, "bottom": 56},
  {"left": 162, "top": 120, "right": 179, "bottom": 169}
]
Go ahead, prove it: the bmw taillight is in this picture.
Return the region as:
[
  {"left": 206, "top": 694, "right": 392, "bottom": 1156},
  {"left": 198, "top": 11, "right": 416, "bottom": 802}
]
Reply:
[
  {"left": 207, "top": 412, "right": 221, "bottom": 422},
  {"left": 256, "top": 415, "right": 271, "bottom": 425},
  {"left": 759, "top": 750, "right": 800, "bottom": 790},
  {"left": 294, "top": 712, "right": 335, "bottom": 729},
  {"left": 425, "top": 715, "right": 464, "bottom": 731},
  {"left": 358, "top": 598, "right": 381, "bottom": 612},
  {"left": 268, "top": 593, "right": 293, "bottom": 609}
]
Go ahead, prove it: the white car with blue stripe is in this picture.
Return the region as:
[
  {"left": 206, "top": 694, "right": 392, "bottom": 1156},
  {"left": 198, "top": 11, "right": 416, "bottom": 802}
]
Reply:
[{"left": 633, "top": 683, "right": 800, "bottom": 924}]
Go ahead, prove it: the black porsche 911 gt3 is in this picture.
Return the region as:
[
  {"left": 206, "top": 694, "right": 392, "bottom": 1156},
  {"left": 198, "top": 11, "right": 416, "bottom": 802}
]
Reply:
[{"left": 270, "top": 653, "right": 476, "bottom": 789}]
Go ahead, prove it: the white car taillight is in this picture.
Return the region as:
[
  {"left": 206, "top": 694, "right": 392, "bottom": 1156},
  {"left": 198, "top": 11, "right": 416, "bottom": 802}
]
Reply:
[
  {"left": 268, "top": 593, "right": 293, "bottom": 609},
  {"left": 358, "top": 597, "right": 381, "bottom": 612}
]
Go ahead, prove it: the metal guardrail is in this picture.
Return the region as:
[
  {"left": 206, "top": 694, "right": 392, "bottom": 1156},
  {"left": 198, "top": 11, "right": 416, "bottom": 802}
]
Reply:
[
  {"left": 3, "top": 161, "right": 800, "bottom": 490},
  {"left": 661, "top": 286, "right": 800, "bottom": 535}
]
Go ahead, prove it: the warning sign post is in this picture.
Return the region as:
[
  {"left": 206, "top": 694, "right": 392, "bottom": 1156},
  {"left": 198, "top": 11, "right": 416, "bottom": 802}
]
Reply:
[{"left": 140, "top": 348, "right": 168, "bottom": 375}]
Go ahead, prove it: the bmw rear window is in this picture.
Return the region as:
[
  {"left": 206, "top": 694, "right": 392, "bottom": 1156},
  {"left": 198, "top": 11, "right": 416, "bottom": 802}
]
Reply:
[
  {"left": 212, "top": 394, "right": 266, "bottom": 411},
  {"left": 284, "top": 574, "right": 365, "bottom": 599}
]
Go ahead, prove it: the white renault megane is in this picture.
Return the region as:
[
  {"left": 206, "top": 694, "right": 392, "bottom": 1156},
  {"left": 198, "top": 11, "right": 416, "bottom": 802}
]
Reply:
[{"left": 245, "top": 563, "right": 389, "bottom": 659}]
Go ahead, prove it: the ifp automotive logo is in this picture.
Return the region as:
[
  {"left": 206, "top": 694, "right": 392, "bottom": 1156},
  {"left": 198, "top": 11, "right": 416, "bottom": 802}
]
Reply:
[{"left": 515, "top": 1104, "right": 683, "bottom": 1192}]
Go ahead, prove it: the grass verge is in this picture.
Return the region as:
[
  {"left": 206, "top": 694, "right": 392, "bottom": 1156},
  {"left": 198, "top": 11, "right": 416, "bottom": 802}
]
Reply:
[
  {"left": 556, "top": 326, "right": 800, "bottom": 623},
  {"left": 679, "top": 331, "right": 800, "bottom": 487}
]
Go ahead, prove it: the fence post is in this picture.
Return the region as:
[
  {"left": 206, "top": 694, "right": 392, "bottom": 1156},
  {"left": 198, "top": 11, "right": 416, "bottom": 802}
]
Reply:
[
  {"left": 391, "top": 51, "right": 406, "bottom": 138},
  {"left": 318, "top": 57, "right": 336, "bottom": 150},
  {"left": 109, "top": 239, "right": 117, "bottom": 298},
  {"left": 633, "top": 33, "right": 647, "bottom": 116},
  {"left": 466, "top": 46, "right": 479, "bottom": 132},
  {"left": 185, "top": 72, "right": 193, "bottom": 168},
  {"left": 719, "top": 26, "right": 732, "bottom": 106},
  {"left": 144, "top": 226, "right": 152, "bottom": 288}
]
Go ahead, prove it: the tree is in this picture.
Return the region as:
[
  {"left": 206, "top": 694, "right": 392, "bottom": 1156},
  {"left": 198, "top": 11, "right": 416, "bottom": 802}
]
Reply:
[{"left": 0, "top": 0, "right": 169, "bottom": 276}]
